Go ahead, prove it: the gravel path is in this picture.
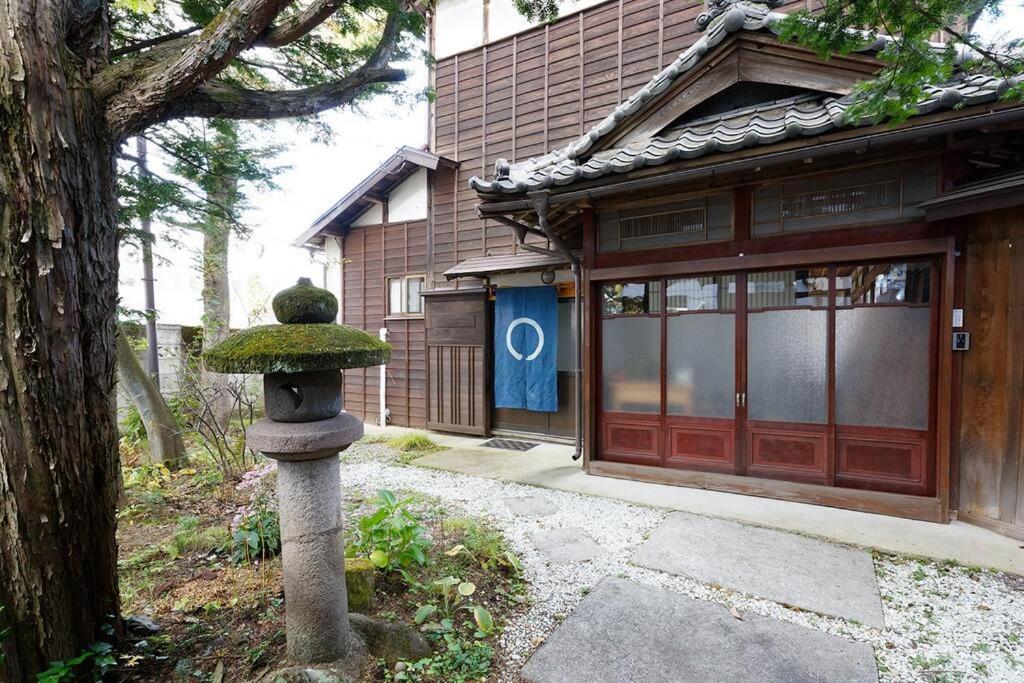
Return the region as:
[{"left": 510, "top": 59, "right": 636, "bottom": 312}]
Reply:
[{"left": 340, "top": 442, "right": 1024, "bottom": 682}]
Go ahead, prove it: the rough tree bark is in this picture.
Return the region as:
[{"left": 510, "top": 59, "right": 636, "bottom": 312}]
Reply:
[
  {"left": 0, "top": 0, "right": 408, "bottom": 676},
  {"left": 201, "top": 169, "right": 238, "bottom": 428},
  {"left": 0, "top": 4, "right": 122, "bottom": 680},
  {"left": 116, "top": 331, "right": 187, "bottom": 466}
]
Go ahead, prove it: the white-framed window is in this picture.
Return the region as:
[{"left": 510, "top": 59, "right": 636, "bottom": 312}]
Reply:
[{"left": 387, "top": 274, "right": 425, "bottom": 317}]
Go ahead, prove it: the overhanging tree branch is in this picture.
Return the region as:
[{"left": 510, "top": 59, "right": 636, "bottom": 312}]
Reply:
[
  {"left": 103, "top": 0, "right": 294, "bottom": 137},
  {"left": 258, "top": 0, "right": 349, "bottom": 47},
  {"left": 166, "top": 66, "right": 406, "bottom": 120},
  {"left": 165, "top": 7, "right": 409, "bottom": 120}
]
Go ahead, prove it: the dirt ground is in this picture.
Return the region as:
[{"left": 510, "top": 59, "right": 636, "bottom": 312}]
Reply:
[{"left": 114, "top": 443, "right": 526, "bottom": 682}]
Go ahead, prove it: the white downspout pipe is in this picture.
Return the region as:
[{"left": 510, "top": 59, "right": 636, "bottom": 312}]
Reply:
[{"left": 379, "top": 327, "right": 389, "bottom": 427}]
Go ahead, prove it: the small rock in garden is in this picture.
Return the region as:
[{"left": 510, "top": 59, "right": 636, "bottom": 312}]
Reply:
[
  {"left": 345, "top": 557, "right": 376, "bottom": 614},
  {"left": 505, "top": 495, "right": 559, "bottom": 517},
  {"left": 531, "top": 528, "right": 606, "bottom": 563},
  {"left": 124, "top": 614, "right": 161, "bottom": 637},
  {"left": 349, "top": 613, "right": 430, "bottom": 665},
  {"left": 269, "top": 666, "right": 343, "bottom": 683}
]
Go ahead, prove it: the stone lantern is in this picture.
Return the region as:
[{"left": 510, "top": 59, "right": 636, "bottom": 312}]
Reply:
[{"left": 203, "top": 277, "right": 390, "bottom": 665}]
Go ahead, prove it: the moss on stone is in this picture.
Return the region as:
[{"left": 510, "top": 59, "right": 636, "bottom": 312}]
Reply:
[
  {"left": 272, "top": 277, "right": 339, "bottom": 324},
  {"left": 202, "top": 323, "right": 390, "bottom": 374},
  {"left": 345, "top": 557, "right": 376, "bottom": 613}
]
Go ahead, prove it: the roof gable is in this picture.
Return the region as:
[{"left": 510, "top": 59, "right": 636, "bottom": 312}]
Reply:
[
  {"left": 469, "top": 0, "right": 1005, "bottom": 196},
  {"left": 596, "top": 31, "right": 880, "bottom": 155},
  {"left": 294, "top": 146, "right": 455, "bottom": 248}
]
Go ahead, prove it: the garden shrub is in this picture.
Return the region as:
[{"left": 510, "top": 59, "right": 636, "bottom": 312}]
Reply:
[
  {"left": 387, "top": 433, "right": 439, "bottom": 453},
  {"left": 350, "top": 490, "right": 431, "bottom": 572}
]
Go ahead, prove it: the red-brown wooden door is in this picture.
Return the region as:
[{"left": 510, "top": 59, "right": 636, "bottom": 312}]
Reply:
[{"left": 598, "top": 259, "right": 939, "bottom": 497}]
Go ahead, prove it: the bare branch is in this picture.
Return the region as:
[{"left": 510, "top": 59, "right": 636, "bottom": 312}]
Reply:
[
  {"left": 258, "top": 0, "right": 348, "bottom": 48},
  {"left": 102, "top": 0, "right": 292, "bottom": 138},
  {"left": 111, "top": 26, "right": 202, "bottom": 59}
]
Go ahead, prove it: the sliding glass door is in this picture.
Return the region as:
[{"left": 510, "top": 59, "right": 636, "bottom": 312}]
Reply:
[{"left": 597, "top": 258, "right": 938, "bottom": 496}]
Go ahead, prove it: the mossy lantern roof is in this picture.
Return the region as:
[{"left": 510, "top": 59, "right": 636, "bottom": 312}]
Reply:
[{"left": 203, "top": 278, "right": 391, "bottom": 374}]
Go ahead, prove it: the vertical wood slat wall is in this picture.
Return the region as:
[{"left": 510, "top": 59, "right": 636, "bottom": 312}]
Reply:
[
  {"left": 341, "top": 219, "right": 429, "bottom": 428},
  {"left": 959, "top": 207, "right": 1024, "bottom": 540},
  {"left": 431, "top": 0, "right": 713, "bottom": 288}
]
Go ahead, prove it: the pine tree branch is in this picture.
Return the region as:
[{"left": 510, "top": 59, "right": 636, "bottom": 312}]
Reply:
[
  {"left": 164, "top": 8, "right": 408, "bottom": 120},
  {"left": 257, "top": 0, "right": 349, "bottom": 48},
  {"left": 102, "top": 0, "right": 294, "bottom": 138}
]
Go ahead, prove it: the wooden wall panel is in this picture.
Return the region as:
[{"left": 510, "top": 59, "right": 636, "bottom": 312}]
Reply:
[
  {"left": 431, "top": 0, "right": 708, "bottom": 288},
  {"left": 341, "top": 220, "right": 428, "bottom": 429},
  {"left": 959, "top": 207, "right": 1024, "bottom": 540},
  {"left": 425, "top": 290, "right": 490, "bottom": 435}
]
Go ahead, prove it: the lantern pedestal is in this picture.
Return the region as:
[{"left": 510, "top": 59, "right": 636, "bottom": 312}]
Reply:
[
  {"left": 203, "top": 278, "right": 391, "bottom": 667},
  {"left": 249, "top": 413, "right": 363, "bottom": 664}
]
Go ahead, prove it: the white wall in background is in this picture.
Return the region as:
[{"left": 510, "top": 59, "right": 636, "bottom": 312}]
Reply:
[
  {"left": 351, "top": 202, "right": 384, "bottom": 227},
  {"left": 388, "top": 168, "right": 428, "bottom": 222},
  {"left": 325, "top": 237, "right": 343, "bottom": 322},
  {"left": 434, "top": 0, "right": 611, "bottom": 59}
]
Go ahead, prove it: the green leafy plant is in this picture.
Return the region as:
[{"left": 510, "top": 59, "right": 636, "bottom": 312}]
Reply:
[
  {"left": 442, "top": 518, "right": 522, "bottom": 573},
  {"left": 387, "top": 433, "right": 443, "bottom": 464},
  {"left": 351, "top": 490, "right": 431, "bottom": 572},
  {"left": 387, "top": 433, "right": 440, "bottom": 453},
  {"left": 36, "top": 642, "right": 116, "bottom": 683},
  {"left": 230, "top": 495, "right": 280, "bottom": 565},
  {"left": 389, "top": 634, "right": 494, "bottom": 682},
  {"left": 414, "top": 576, "right": 495, "bottom": 638},
  {"left": 118, "top": 403, "right": 148, "bottom": 449}
]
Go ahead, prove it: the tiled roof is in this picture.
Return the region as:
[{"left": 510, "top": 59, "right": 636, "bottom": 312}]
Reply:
[{"left": 469, "top": 0, "right": 993, "bottom": 196}]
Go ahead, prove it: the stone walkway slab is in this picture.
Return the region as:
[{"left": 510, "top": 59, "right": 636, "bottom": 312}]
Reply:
[
  {"left": 532, "top": 528, "right": 605, "bottom": 563},
  {"left": 632, "top": 512, "right": 885, "bottom": 628},
  {"left": 505, "top": 494, "right": 559, "bottom": 517},
  {"left": 521, "top": 578, "right": 877, "bottom": 683}
]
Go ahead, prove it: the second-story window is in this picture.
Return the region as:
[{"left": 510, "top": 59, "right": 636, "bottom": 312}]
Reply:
[{"left": 388, "top": 274, "right": 425, "bottom": 317}]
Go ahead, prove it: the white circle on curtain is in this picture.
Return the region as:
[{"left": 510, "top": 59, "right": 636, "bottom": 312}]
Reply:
[{"left": 506, "top": 317, "right": 544, "bottom": 361}]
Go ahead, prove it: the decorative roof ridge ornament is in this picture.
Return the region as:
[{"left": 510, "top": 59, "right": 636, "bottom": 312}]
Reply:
[{"left": 696, "top": 0, "right": 784, "bottom": 32}]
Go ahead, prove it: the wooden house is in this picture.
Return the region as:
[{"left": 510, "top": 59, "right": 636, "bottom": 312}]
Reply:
[{"left": 296, "top": 0, "right": 1024, "bottom": 540}]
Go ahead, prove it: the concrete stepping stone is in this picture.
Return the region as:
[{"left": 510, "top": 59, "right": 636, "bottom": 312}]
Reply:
[
  {"left": 505, "top": 494, "right": 559, "bottom": 517},
  {"left": 532, "top": 528, "right": 605, "bottom": 563},
  {"left": 632, "top": 512, "right": 885, "bottom": 628},
  {"left": 521, "top": 578, "right": 877, "bottom": 683}
]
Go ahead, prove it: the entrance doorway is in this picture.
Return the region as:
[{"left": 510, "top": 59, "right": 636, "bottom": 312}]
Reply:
[{"left": 598, "top": 260, "right": 938, "bottom": 496}]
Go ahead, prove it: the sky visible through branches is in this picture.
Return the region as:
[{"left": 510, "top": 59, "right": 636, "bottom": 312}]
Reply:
[{"left": 119, "top": 4, "right": 1024, "bottom": 327}]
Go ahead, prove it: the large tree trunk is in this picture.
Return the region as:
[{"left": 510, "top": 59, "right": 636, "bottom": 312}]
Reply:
[
  {"left": 117, "top": 330, "right": 187, "bottom": 466},
  {"left": 0, "top": 6, "right": 123, "bottom": 680},
  {"left": 200, "top": 169, "right": 237, "bottom": 428}
]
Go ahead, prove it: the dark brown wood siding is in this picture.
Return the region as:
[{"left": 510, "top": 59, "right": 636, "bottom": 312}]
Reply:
[
  {"left": 341, "top": 219, "right": 428, "bottom": 428},
  {"left": 430, "top": 0, "right": 812, "bottom": 287},
  {"left": 959, "top": 207, "right": 1024, "bottom": 540}
]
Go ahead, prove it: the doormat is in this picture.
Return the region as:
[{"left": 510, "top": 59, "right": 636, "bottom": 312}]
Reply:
[{"left": 480, "top": 438, "right": 540, "bottom": 452}]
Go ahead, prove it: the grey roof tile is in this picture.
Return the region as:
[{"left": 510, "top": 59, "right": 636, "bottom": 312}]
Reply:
[{"left": 469, "top": 0, "right": 998, "bottom": 196}]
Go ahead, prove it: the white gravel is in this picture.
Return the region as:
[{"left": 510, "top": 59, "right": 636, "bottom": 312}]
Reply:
[{"left": 339, "top": 442, "right": 1024, "bottom": 682}]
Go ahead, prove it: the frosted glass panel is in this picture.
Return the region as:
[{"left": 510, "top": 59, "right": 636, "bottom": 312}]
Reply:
[
  {"left": 602, "top": 316, "right": 661, "bottom": 413},
  {"left": 667, "top": 314, "right": 735, "bottom": 417},
  {"left": 836, "top": 306, "right": 930, "bottom": 429},
  {"left": 747, "top": 309, "right": 827, "bottom": 423}
]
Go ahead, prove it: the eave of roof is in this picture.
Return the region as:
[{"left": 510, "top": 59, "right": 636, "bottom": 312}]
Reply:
[
  {"left": 468, "top": 0, "right": 987, "bottom": 197},
  {"left": 920, "top": 166, "right": 1024, "bottom": 221},
  {"left": 293, "top": 146, "right": 455, "bottom": 249},
  {"left": 444, "top": 252, "right": 570, "bottom": 280}
]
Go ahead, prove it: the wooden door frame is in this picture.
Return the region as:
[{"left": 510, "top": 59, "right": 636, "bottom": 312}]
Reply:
[{"left": 585, "top": 235, "right": 956, "bottom": 523}]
